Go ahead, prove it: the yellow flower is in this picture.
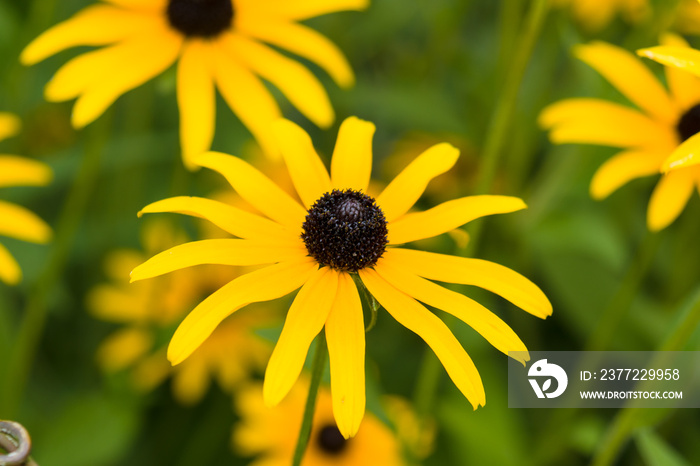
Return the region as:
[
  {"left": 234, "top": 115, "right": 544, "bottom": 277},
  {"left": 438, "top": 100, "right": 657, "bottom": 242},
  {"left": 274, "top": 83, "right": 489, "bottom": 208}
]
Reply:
[
  {"left": 131, "top": 116, "right": 552, "bottom": 438},
  {"left": 540, "top": 36, "right": 700, "bottom": 231},
  {"left": 552, "top": 0, "right": 649, "bottom": 31},
  {"left": 674, "top": 0, "right": 700, "bottom": 36},
  {"left": 21, "top": 0, "right": 367, "bottom": 169},
  {"left": 233, "top": 380, "right": 405, "bottom": 466},
  {"left": 0, "top": 113, "right": 52, "bottom": 285},
  {"left": 89, "top": 219, "right": 274, "bottom": 404}
]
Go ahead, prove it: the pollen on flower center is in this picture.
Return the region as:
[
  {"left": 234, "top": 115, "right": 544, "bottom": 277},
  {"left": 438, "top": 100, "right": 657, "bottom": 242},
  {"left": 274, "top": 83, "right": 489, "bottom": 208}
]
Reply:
[
  {"left": 316, "top": 425, "right": 347, "bottom": 455},
  {"left": 301, "top": 189, "right": 388, "bottom": 272},
  {"left": 167, "top": 0, "right": 234, "bottom": 38},
  {"left": 677, "top": 103, "right": 700, "bottom": 143}
]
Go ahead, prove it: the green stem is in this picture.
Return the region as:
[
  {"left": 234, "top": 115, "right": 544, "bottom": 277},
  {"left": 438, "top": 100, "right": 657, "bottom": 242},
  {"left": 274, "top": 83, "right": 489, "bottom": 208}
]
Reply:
[
  {"left": 291, "top": 332, "right": 328, "bottom": 466},
  {"left": 0, "top": 115, "right": 110, "bottom": 418}
]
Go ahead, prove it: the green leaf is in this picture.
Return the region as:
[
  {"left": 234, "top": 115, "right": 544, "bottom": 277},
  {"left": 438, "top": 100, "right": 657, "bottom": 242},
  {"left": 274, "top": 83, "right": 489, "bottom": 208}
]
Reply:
[{"left": 635, "top": 429, "right": 691, "bottom": 466}]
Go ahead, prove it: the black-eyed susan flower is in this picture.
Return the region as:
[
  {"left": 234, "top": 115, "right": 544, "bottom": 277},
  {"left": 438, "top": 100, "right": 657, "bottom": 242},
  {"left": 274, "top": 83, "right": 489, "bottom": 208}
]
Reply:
[
  {"left": 233, "top": 381, "right": 405, "bottom": 466},
  {"left": 89, "top": 219, "right": 274, "bottom": 404},
  {"left": 0, "top": 113, "right": 52, "bottom": 285},
  {"left": 21, "top": 0, "right": 366, "bottom": 169},
  {"left": 541, "top": 36, "right": 700, "bottom": 231},
  {"left": 552, "top": 0, "right": 648, "bottom": 31},
  {"left": 131, "top": 116, "right": 552, "bottom": 438}
]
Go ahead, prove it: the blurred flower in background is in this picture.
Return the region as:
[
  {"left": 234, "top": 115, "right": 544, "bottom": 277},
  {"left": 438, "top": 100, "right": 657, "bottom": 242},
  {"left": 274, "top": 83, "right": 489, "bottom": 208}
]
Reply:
[
  {"left": 551, "top": 0, "right": 649, "bottom": 31},
  {"left": 20, "top": 0, "right": 367, "bottom": 168},
  {"left": 674, "top": 0, "right": 700, "bottom": 36},
  {"left": 130, "top": 115, "right": 552, "bottom": 438},
  {"left": 88, "top": 219, "right": 276, "bottom": 404},
  {"left": 540, "top": 35, "right": 700, "bottom": 231},
  {"left": 0, "top": 113, "right": 52, "bottom": 285}
]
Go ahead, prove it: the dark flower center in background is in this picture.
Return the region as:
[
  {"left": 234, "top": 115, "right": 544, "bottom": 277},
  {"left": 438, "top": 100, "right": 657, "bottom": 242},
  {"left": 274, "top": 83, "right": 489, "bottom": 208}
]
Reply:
[
  {"left": 677, "top": 103, "right": 700, "bottom": 143},
  {"left": 302, "top": 189, "right": 388, "bottom": 272},
  {"left": 316, "top": 425, "right": 347, "bottom": 455},
  {"left": 167, "top": 0, "right": 234, "bottom": 38}
]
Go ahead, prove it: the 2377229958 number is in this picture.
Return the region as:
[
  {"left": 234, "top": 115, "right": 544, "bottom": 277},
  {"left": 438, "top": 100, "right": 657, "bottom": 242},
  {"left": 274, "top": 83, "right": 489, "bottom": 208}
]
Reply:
[{"left": 599, "top": 369, "right": 680, "bottom": 381}]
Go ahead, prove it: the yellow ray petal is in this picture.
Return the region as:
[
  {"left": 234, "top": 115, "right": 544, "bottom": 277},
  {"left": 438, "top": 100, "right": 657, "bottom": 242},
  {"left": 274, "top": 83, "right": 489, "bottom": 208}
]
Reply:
[
  {"left": 96, "top": 328, "right": 153, "bottom": 372},
  {"left": 196, "top": 152, "right": 307, "bottom": 228},
  {"left": 375, "top": 260, "right": 529, "bottom": 364},
  {"left": 103, "top": 0, "right": 167, "bottom": 11},
  {"left": 575, "top": 42, "right": 677, "bottom": 123},
  {"left": 238, "top": 18, "right": 354, "bottom": 87},
  {"left": 177, "top": 39, "right": 216, "bottom": 170},
  {"left": 360, "top": 268, "right": 485, "bottom": 409},
  {"left": 0, "top": 242, "right": 21, "bottom": 285},
  {"left": 637, "top": 45, "right": 700, "bottom": 78},
  {"left": 263, "top": 267, "right": 339, "bottom": 407},
  {"left": 20, "top": 5, "right": 159, "bottom": 65},
  {"left": 0, "top": 201, "right": 51, "bottom": 243},
  {"left": 663, "top": 132, "right": 700, "bottom": 172},
  {"left": 70, "top": 26, "right": 183, "bottom": 128},
  {"left": 138, "top": 196, "right": 292, "bottom": 241},
  {"left": 272, "top": 119, "right": 331, "bottom": 208},
  {"left": 539, "top": 98, "right": 675, "bottom": 149},
  {"left": 0, "top": 113, "right": 20, "bottom": 141},
  {"left": 590, "top": 150, "right": 662, "bottom": 200},
  {"left": 331, "top": 117, "right": 375, "bottom": 192},
  {"left": 388, "top": 195, "right": 526, "bottom": 245},
  {"left": 325, "top": 273, "right": 365, "bottom": 438},
  {"left": 384, "top": 248, "right": 552, "bottom": 319},
  {"left": 130, "top": 239, "right": 306, "bottom": 282},
  {"left": 647, "top": 169, "right": 695, "bottom": 231},
  {"left": 221, "top": 33, "right": 333, "bottom": 128},
  {"left": 212, "top": 44, "right": 281, "bottom": 157},
  {"left": 172, "top": 359, "right": 211, "bottom": 405},
  {"left": 246, "top": 0, "right": 369, "bottom": 20},
  {"left": 0, "top": 156, "right": 52, "bottom": 188},
  {"left": 168, "top": 257, "right": 318, "bottom": 365},
  {"left": 660, "top": 34, "right": 700, "bottom": 111},
  {"left": 376, "top": 143, "right": 459, "bottom": 222}
]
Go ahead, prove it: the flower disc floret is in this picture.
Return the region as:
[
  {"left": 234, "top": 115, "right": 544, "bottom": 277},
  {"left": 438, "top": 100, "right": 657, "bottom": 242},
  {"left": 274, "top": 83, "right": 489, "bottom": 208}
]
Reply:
[
  {"left": 317, "top": 425, "right": 347, "bottom": 455},
  {"left": 677, "top": 103, "right": 700, "bottom": 143},
  {"left": 167, "top": 0, "right": 234, "bottom": 38},
  {"left": 301, "top": 189, "right": 388, "bottom": 272}
]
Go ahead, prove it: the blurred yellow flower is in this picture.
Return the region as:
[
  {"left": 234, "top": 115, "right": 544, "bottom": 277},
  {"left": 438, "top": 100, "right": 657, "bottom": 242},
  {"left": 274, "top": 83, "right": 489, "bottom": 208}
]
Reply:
[
  {"left": 233, "top": 381, "right": 405, "bottom": 466},
  {"left": 131, "top": 116, "right": 552, "bottom": 438},
  {"left": 552, "top": 0, "right": 648, "bottom": 31},
  {"left": 541, "top": 36, "right": 700, "bottom": 231},
  {"left": 89, "top": 219, "right": 275, "bottom": 404},
  {"left": 0, "top": 113, "right": 52, "bottom": 285},
  {"left": 674, "top": 0, "right": 700, "bottom": 36},
  {"left": 21, "top": 0, "right": 367, "bottom": 169}
]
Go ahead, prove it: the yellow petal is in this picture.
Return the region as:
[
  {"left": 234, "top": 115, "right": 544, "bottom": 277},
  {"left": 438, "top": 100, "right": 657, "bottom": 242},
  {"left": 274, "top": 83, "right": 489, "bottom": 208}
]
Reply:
[
  {"left": 70, "top": 27, "right": 182, "bottom": 128},
  {"left": 138, "top": 196, "right": 292, "bottom": 241},
  {"left": 272, "top": 119, "right": 331, "bottom": 208},
  {"left": 388, "top": 195, "right": 526, "bottom": 245},
  {"left": 172, "top": 359, "right": 211, "bottom": 405},
  {"left": 376, "top": 143, "right": 459, "bottom": 222},
  {"left": 383, "top": 248, "right": 552, "bottom": 319},
  {"left": 96, "top": 328, "right": 153, "bottom": 372},
  {"left": 197, "top": 152, "right": 307, "bottom": 228},
  {"left": 663, "top": 132, "right": 700, "bottom": 172},
  {"left": 575, "top": 42, "right": 677, "bottom": 123},
  {"left": 0, "top": 242, "right": 21, "bottom": 285},
  {"left": 238, "top": 18, "right": 354, "bottom": 87},
  {"left": 168, "top": 257, "right": 318, "bottom": 365},
  {"left": 647, "top": 169, "right": 695, "bottom": 231},
  {"left": 130, "top": 239, "right": 306, "bottom": 282},
  {"left": 211, "top": 44, "right": 281, "bottom": 157},
  {"left": 374, "top": 260, "right": 529, "bottom": 364},
  {"left": 177, "top": 40, "right": 216, "bottom": 170},
  {"left": 20, "top": 5, "right": 159, "bottom": 65},
  {"left": 0, "top": 156, "right": 52, "bottom": 188},
  {"left": 359, "top": 268, "right": 485, "bottom": 409},
  {"left": 263, "top": 267, "right": 339, "bottom": 407},
  {"left": 590, "top": 150, "right": 662, "bottom": 200},
  {"left": 0, "top": 113, "right": 20, "bottom": 141},
  {"left": 539, "top": 98, "right": 675, "bottom": 149},
  {"left": 0, "top": 200, "right": 51, "bottom": 243},
  {"left": 103, "top": 0, "right": 167, "bottom": 11},
  {"left": 325, "top": 273, "right": 365, "bottom": 438},
  {"left": 331, "top": 117, "right": 375, "bottom": 192},
  {"left": 637, "top": 45, "right": 700, "bottom": 78},
  {"left": 660, "top": 34, "right": 700, "bottom": 111},
  {"left": 221, "top": 33, "right": 334, "bottom": 128},
  {"left": 247, "top": 0, "right": 369, "bottom": 20}
]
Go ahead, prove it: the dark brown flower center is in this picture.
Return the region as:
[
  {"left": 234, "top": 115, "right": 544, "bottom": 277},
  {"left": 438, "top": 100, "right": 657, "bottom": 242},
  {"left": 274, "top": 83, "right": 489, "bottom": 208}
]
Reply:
[
  {"left": 316, "top": 425, "right": 347, "bottom": 455},
  {"left": 167, "top": 0, "right": 234, "bottom": 38},
  {"left": 677, "top": 103, "right": 700, "bottom": 143},
  {"left": 301, "top": 189, "right": 388, "bottom": 272}
]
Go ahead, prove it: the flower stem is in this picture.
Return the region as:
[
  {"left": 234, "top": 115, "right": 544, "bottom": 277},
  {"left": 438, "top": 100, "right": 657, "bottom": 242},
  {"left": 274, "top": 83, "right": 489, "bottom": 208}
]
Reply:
[
  {"left": 0, "top": 115, "right": 111, "bottom": 417},
  {"left": 291, "top": 332, "right": 328, "bottom": 466}
]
